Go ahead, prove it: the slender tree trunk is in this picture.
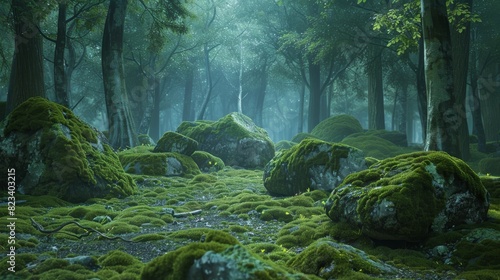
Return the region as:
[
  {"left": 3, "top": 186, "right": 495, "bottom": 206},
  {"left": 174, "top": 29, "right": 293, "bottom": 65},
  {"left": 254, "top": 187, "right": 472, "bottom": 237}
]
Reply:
[
  {"left": 416, "top": 38, "right": 427, "bottom": 141},
  {"left": 182, "top": 64, "right": 194, "bottom": 121},
  {"left": 150, "top": 76, "right": 161, "bottom": 141},
  {"left": 308, "top": 59, "right": 321, "bottom": 132},
  {"left": 54, "top": 2, "right": 69, "bottom": 107},
  {"left": 6, "top": 0, "right": 45, "bottom": 114},
  {"left": 367, "top": 42, "right": 385, "bottom": 130},
  {"left": 254, "top": 62, "right": 268, "bottom": 127},
  {"left": 298, "top": 82, "right": 305, "bottom": 133},
  {"left": 102, "top": 0, "right": 136, "bottom": 149},
  {"left": 450, "top": 0, "right": 472, "bottom": 159},
  {"left": 469, "top": 28, "right": 486, "bottom": 152},
  {"left": 421, "top": 0, "right": 461, "bottom": 158},
  {"left": 198, "top": 43, "right": 213, "bottom": 120},
  {"left": 237, "top": 40, "right": 243, "bottom": 114}
]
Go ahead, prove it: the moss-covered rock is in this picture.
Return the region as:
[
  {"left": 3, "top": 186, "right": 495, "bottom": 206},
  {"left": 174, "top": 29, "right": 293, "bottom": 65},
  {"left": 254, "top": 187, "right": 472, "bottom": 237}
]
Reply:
[
  {"left": 341, "top": 133, "right": 403, "bottom": 159},
  {"left": 478, "top": 157, "right": 500, "bottom": 176},
  {"left": 325, "top": 151, "right": 490, "bottom": 241},
  {"left": 310, "top": 114, "right": 363, "bottom": 143},
  {"left": 0, "top": 97, "right": 136, "bottom": 202},
  {"left": 290, "top": 133, "right": 318, "bottom": 143},
  {"left": 263, "top": 139, "right": 367, "bottom": 196},
  {"left": 176, "top": 112, "right": 274, "bottom": 168},
  {"left": 274, "top": 140, "right": 296, "bottom": 151},
  {"left": 287, "top": 238, "right": 398, "bottom": 279},
  {"left": 191, "top": 151, "right": 225, "bottom": 173},
  {"left": 153, "top": 131, "right": 198, "bottom": 155},
  {"left": 141, "top": 229, "right": 318, "bottom": 280},
  {"left": 137, "top": 134, "right": 156, "bottom": 146},
  {"left": 118, "top": 146, "right": 200, "bottom": 177}
]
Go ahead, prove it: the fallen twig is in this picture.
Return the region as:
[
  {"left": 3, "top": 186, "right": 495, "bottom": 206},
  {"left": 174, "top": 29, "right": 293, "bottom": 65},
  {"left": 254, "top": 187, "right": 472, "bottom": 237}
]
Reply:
[{"left": 30, "top": 218, "right": 134, "bottom": 242}]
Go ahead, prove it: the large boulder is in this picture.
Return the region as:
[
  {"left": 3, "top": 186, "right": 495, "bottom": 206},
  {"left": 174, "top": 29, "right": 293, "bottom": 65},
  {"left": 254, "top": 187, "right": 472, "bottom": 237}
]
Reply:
[
  {"left": 263, "top": 139, "right": 367, "bottom": 196},
  {"left": 153, "top": 131, "right": 198, "bottom": 155},
  {"left": 310, "top": 114, "right": 363, "bottom": 143},
  {"left": 325, "top": 151, "right": 490, "bottom": 242},
  {"left": 176, "top": 113, "right": 274, "bottom": 168},
  {"left": 0, "top": 97, "right": 136, "bottom": 203}
]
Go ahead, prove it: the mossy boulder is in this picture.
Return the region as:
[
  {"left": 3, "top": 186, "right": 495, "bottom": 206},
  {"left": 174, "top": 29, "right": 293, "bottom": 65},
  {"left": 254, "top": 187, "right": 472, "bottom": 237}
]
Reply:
[
  {"left": 287, "top": 238, "right": 398, "bottom": 279},
  {"left": 138, "top": 134, "right": 156, "bottom": 146},
  {"left": 478, "top": 157, "right": 500, "bottom": 176},
  {"left": 153, "top": 131, "right": 198, "bottom": 155},
  {"left": 191, "top": 151, "right": 225, "bottom": 172},
  {"left": 290, "top": 132, "right": 318, "bottom": 143},
  {"left": 310, "top": 114, "right": 363, "bottom": 143},
  {"left": 118, "top": 146, "right": 200, "bottom": 177},
  {"left": 176, "top": 112, "right": 274, "bottom": 168},
  {"left": 0, "top": 97, "right": 136, "bottom": 203},
  {"left": 325, "top": 151, "right": 490, "bottom": 242},
  {"left": 341, "top": 133, "right": 403, "bottom": 159},
  {"left": 263, "top": 139, "right": 367, "bottom": 196},
  {"left": 274, "top": 140, "right": 296, "bottom": 151},
  {"left": 141, "top": 229, "right": 316, "bottom": 280}
]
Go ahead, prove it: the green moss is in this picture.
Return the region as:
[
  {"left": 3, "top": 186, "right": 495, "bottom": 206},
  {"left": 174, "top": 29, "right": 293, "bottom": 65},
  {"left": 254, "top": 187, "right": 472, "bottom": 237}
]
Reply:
[
  {"left": 264, "top": 138, "right": 364, "bottom": 195},
  {"left": 102, "top": 221, "right": 140, "bottom": 234},
  {"left": 3, "top": 97, "right": 136, "bottom": 203},
  {"left": 456, "top": 269, "right": 500, "bottom": 280},
  {"left": 479, "top": 157, "right": 500, "bottom": 176},
  {"left": 275, "top": 140, "right": 296, "bottom": 151},
  {"left": 191, "top": 151, "right": 225, "bottom": 172},
  {"left": 287, "top": 238, "right": 385, "bottom": 279},
  {"left": 326, "top": 151, "right": 489, "bottom": 241},
  {"left": 190, "top": 174, "right": 218, "bottom": 184},
  {"left": 310, "top": 114, "right": 363, "bottom": 142},
  {"left": 99, "top": 250, "right": 141, "bottom": 267},
  {"left": 260, "top": 207, "right": 294, "bottom": 222},
  {"left": 290, "top": 132, "right": 318, "bottom": 143},
  {"left": 153, "top": 131, "right": 198, "bottom": 155},
  {"left": 132, "top": 233, "right": 167, "bottom": 242},
  {"left": 229, "top": 225, "right": 249, "bottom": 233},
  {"left": 32, "top": 258, "right": 70, "bottom": 274},
  {"left": 341, "top": 133, "right": 403, "bottom": 159},
  {"left": 119, "top": 148, "right": 201, "bottom": 177}
]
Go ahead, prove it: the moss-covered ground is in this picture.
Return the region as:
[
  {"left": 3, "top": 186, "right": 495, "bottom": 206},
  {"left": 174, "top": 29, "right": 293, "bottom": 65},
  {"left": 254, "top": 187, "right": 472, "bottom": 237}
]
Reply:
[{"left": 1, "top": 165, "right": 499, "bottom": 279}]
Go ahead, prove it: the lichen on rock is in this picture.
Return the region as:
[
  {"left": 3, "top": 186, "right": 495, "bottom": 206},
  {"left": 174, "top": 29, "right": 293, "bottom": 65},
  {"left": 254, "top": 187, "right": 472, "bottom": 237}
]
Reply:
[
  {"left": 0, "top": 97, "right": 136, "bottom": 203},
  {"left": 325, "top": 151, "right": 490, "bottom": 242},
  {"left": 263, "top": 139, "right": 367, "bottom": 196}
]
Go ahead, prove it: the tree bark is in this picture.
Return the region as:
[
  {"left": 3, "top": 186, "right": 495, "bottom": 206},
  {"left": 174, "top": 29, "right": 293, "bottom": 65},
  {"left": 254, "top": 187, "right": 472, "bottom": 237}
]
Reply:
[
  {"left": 6, "top": 0, "right": 45, "bottom": 114},
  {"left": 298, "top": 82, "right": 305, "bottom": 133},
  {"left": 308, "top": 59, "right": 321, "bottom": 132},
  {"left": 367, "top": 42, "right": 385, "bottom": 130},
  {"left": 450, "top": 0, "right": 472, "bottom": 160},
  {"left": 469, "top": 28, "right": 486, "bottom": 152},
  {"left": 182, "top": 64, "right": 194, "bottom": 121},
  {"left": 416, "top": 38, "right": 427, "bottom": 141},
  {"left": 102, "top": 0, "right": 137, "bottom": 149},
  {"left": 421, "top": 0, "right": 461, "bottom": 158},
  {"left": 54, "top": 2, "right": 69, "bottom": 107},
  {"left": 197, "top": 43, "right": 213, "bottom": 120}
]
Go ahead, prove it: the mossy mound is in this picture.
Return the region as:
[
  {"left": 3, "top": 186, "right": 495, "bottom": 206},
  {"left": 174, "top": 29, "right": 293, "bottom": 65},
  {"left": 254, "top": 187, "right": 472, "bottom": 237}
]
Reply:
[
  {"left": 325, "top": 151, "right": 490, "bottom": 242},
  {"left": 153, "top": 131, "right": 198, "bottom": 155},
  {"left": 310, "top": 114, "right": 363, "bottom": 143},
  {"left": 478, "top": 157, "right": 500, "bottom": 176},
  {"left": 287, "top": 238, "right": 398, "bottom": 279},
  {"left": 191, "top": 151, "right": 225, "bottom": 173},
  {"left": 0, "top": 97, "right": 136, "bottom": 202},
  {"left": 290, "top": 132, "right": 318, "bottom": 143},
  {"left": 274, "top": 140, "right": 296, "bottom": 151},
  {"left": 138, "top": 134, "right": 156, "bottom": 146},
  {"left": 141, "top": 229, "right": 318, "bottom": 280},
  {"left": 263, "top": 139, "right": 367, "bottom": 196},
  {"left": 176, "top": 112, "right": 275, "bottom": 168},
  {"left": 341, "top": 133, "right": 403, "bottom": 159},
  {"left": 480, "top": 176, "right": 500, "bottom": 199},
  {"left": 118, "top": 146, "right": 200, "bottom": 177}
]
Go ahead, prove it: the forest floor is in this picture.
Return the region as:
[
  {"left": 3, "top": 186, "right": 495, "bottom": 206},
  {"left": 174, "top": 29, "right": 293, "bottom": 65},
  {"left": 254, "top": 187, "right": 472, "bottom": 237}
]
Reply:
[{"left": 1, "top": 167, "right": 499, "bottom": 279}]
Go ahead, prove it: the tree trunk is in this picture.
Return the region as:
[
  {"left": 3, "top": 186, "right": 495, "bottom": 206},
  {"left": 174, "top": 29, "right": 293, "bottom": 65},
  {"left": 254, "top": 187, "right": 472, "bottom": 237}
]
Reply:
[
  {"left": 298, "top": 82, "right": 305, "bottom": 133},
  {"left": 421, "top": 0, "right": 461, "bottom": 158},
  {"left": 182, "top": 64, "right": 194, "bottom": 121},
  {"left": 54, "top": 2, "right": 69, "bottom": 107},
  {"left": 367, "top": 42, "right": 385, "bottom": 130},
  {"left": 308, "top": 59, "right": 321, "bottom": 132},
  {"left": 469, "top": 28, "right": 486, "bottom": 152},
  {"left": 6, "top": 0, "right": 45, "bottom": 114},
  {"left": 198, "top": 43, "right": 213, "bottom": 120},
  {"left": 450, "top": 0, "right": 472, "bottom": 160},
  {"left": 254, "top": 62, "right": 268, "bottom": 127},
  {"left": 150, "top": 76, "right": 161, "bottom": 141},
  {"left": 416, "top": 38, "right": 427, "bottom": 141},
  {"left": 102, "top": 0, "right": 136, "bottom": 149}
]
